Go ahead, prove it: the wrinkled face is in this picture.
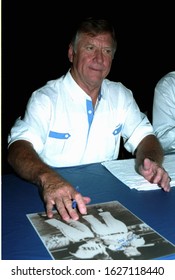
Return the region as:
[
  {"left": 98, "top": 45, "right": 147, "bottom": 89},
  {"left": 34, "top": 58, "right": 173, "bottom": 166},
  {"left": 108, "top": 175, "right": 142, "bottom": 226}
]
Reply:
[{"left": 68, "top": 33, "right": 115, "bottom": 90}]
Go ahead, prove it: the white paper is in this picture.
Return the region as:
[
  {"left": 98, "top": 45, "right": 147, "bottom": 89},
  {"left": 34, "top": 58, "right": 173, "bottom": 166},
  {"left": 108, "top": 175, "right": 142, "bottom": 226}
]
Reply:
[{"left": 102, "top": 154, "right": 175, "bottom": 191}]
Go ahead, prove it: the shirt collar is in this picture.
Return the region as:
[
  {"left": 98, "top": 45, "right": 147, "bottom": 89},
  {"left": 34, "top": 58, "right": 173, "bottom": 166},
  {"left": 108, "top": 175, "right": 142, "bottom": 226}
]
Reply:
[{"left": 64, "top": 69, "right": 104, "bottom": 102}]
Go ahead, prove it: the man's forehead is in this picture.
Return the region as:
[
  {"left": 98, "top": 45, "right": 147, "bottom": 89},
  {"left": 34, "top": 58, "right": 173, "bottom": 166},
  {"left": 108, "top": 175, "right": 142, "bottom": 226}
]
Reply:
[{"left": 79, "top": 33, "right": 113, "bottom": 45}]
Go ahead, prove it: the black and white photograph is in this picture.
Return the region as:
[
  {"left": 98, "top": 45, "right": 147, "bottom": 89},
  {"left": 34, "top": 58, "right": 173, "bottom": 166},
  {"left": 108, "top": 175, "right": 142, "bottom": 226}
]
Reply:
[{"left": 27, "top": 201, "right": 175, "bottom": 260}]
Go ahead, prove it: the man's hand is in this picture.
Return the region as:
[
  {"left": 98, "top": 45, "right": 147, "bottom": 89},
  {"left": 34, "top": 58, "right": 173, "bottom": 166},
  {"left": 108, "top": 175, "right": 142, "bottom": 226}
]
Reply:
[
  {"left": 42, "top": 174, "right": 91, "bottom": 221},
  {"left": 7, "top": 140, "right": 91, "bottom": 220},
  {"left": 138, "top": 158, "right": 171, "bottom": 192}
]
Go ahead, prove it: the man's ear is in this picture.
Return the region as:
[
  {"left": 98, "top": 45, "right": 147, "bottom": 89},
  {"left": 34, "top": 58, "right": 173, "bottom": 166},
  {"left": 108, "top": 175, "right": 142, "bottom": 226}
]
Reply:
[{"left": 68, "top": 44, "right": 74, "bottom": 63}]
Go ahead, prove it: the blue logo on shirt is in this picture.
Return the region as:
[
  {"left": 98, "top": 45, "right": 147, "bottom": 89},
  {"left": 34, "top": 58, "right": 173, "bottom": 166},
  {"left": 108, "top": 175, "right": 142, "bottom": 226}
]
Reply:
[{"left": 113, "top": 124, "right": 122, "bottom": 135}]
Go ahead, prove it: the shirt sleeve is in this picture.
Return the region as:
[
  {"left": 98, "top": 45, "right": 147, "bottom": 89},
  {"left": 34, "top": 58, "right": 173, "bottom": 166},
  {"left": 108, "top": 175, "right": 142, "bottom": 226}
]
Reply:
[
  {"left": 152, "top": 73, "right": 175, "bottom": 153},
  {"left": 8, "top": 90, "right": 53, "bottom": 153},
  {"left": 123, "top": 110, "right": 154, "bottom": 155},
  {"left": 112, "top": 82, "right": 155, "bottom": 155}
]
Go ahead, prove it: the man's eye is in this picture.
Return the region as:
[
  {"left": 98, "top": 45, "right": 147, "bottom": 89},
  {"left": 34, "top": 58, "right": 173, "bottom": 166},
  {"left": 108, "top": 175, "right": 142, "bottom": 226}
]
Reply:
[
  {"left": 86, "top": 46, "right": 94, "bottom": 51},
  {"left": 103, "top": 49, "right": 112, "bottom": 54}
]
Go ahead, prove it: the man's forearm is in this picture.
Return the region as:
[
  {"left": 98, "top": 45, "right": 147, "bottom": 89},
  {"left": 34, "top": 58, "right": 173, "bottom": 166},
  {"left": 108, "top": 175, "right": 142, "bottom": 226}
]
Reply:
[{"left": 7, "top": 140, "right": 63, "bottom": 186}]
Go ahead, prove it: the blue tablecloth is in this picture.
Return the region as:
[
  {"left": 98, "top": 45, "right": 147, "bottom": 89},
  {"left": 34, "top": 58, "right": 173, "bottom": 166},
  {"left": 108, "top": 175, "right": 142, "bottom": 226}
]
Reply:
[{"left": 2, "top": 163, "right": 175, "bottom": 260}]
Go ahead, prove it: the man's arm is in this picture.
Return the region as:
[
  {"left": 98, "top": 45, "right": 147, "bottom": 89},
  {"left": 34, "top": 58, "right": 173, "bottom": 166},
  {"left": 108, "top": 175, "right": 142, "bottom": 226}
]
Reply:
[
  {"left": 135, "top": 135, "right": 171, "bottom": 192},
  {"left": 7, "top": 140, "right": 91, "bottom": 220},
  {"left": 8, "top": 140, "right": 59, "bottom": 185},
  {"left": 135, "top": 134, "right": 164, "bottom": 169}
]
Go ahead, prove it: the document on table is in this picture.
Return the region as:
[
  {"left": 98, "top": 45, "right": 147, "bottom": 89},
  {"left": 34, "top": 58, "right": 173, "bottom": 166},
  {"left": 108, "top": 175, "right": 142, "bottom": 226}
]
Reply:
[{"left": 102, "top": 154, "right": 175, "bottom": 191}]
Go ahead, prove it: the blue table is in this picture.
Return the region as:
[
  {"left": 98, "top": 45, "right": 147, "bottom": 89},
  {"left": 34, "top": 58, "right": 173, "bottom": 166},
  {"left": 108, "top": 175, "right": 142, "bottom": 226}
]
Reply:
[{"left": 2, "top": 163, "right": 175, "bottom": 260}]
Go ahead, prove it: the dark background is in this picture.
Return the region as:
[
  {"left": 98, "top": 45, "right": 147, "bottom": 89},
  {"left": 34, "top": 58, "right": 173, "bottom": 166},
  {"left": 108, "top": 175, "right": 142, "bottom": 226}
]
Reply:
[{"left": 2, "top": 1, "right": 175, "bottom": 174}]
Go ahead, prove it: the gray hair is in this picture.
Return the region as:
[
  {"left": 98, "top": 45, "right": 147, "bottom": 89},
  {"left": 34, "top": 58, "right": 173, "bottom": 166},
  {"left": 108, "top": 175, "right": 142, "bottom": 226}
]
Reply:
[{"left": 71, "top": 17, "right": 117, "bottom": 57}]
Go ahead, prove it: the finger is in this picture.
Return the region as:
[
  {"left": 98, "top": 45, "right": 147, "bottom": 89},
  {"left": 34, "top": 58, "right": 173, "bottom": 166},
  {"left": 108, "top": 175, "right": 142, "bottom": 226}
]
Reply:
[
  {"left": 152, "top": 168, "right": 171, "bottom": 192},
  {"left": 83, "top": 196, "right": 91, "bottom": 204},
  {"left": 151, "top": 166, "right": 165, "bottom": 183},
  {"left": 142, "top": 158, "right": 152, "bottom": 171},
  {"left": 159, "top": 175, "right": 171, "bottom": 192},
  {"left": 46, "top": 201, "right": 55, "bottom": 218},
  {"left": 55, "top": 198, "right": 75, "bottom": 221},
  {"left": 74, "top": 196, "right": 90, "bottom": 215},
  {"left": 149, "top": 166, "right": 162, "bottom": 184},
  {"left": 60, "top": 196, "right": 85, "bottom": 221},
  {"left": 139, "top": 159, "right": 153, "bottom": 179}
]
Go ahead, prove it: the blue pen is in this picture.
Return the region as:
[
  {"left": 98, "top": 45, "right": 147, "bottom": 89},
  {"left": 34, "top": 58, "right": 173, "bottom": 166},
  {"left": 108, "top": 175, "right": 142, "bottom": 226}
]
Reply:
[
  {"left": 72, "top": 199, "right": 77, "bottom": 209},
  {"left": 72, "top": 186, "right": 79, "bottom": 209}
]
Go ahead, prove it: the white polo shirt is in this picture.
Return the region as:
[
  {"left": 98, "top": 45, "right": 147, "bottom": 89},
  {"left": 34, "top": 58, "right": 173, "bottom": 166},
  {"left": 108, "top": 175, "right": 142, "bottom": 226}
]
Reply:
[{"left": 8, "top": 70, "right": 154, "bottom": 167}]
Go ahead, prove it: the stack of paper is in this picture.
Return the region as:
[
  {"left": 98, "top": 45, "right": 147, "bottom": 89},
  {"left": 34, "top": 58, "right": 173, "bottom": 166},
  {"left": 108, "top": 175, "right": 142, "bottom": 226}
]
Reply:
[{"left": 102, "top": 154, "right": 175, "bottom": 191}]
